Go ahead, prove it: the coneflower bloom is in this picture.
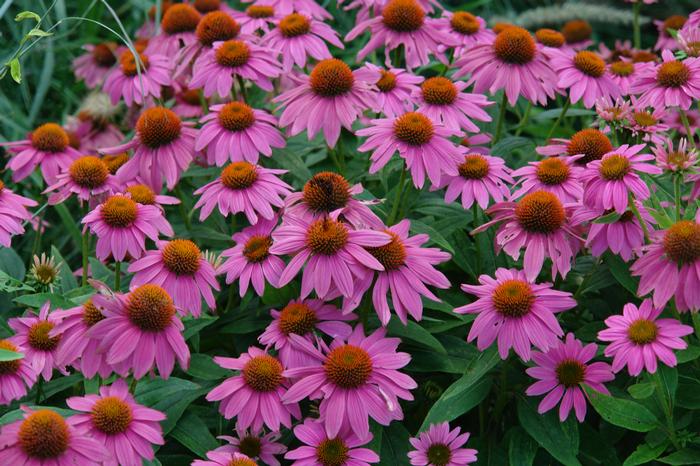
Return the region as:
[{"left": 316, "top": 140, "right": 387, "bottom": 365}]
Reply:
[
  {"left": 90, "top": 285, "right": 190, "bottom": 378},
  {"left": 0, "top": 407, "right": 108, "bottom": 465},
  {"left": 26, "top": 253, "right": 62, "bottom": 293},
  {"left": 346, "top": 0, "right": 455, "bottom": 69},
  {"left": 9, "top": 302, "right": 67, "bottom": 382},
  {"left": 124, "top": 183, "right": 181, "bottom": 210},
  {"left": 194, "top": 162, "right": 291, "bottom": 223},
  {"left": 631, "top": 220, "right": 700, "bottom": 311},
  {"left": 128, "top": 239, "right": 219, "bottom": 317},
  {"left": 195, "top": 101, "right": 286, "bottom": 165},
  {"left": 243, "top": 0, "right": 332, "bottom": 20},
  {"left": 270, "top": 216, "right": 391, "bottom": 299},
  {"left": 654, "top": 15, "right": 686, "bottom": 51},
  {"left": 353, "top": 219, "right": 451, "bottom": 325},
  {"left": 173, "top": 87, "right": 205, "bottom": 118},
  {"left": 283, "top": 325, "right": 416, "bottom": 439},
  {"left": 580, "top": 144, "right": 661, "bottom": 214},
  {"left": 66, "top": 111, "right": 125, "bottom": 154},
  {"left": 73, "top": 42, "right": 118, "bottom": 88},
  {"left": 630, "top": 50, "right": 700, "bottom": 110},
  {"left": 285, "top": 419, "right": 380, "bottom": 466},
  {"left": 101, "top": 107, "right": 197, "bottom": 190},
  {"left": 259, "top": 298, "right": 355, "bottom": 368},
  {"left": 598, "top": 300, "right": 693, "bottom": 376},
  {"left": 2, "top": 123, "right": 81, "bottom": 184},
  {"left": 408, "top": 422, "right": 478, "bottom": 466},
  {"left": 44, "top": 155, "right": 120, "bottom": 205},
  {"left": 435, "top": 152, "right": 513, "bottom": 209},
  {"left": 455, "top": 268, "right": 575, "bottom": 360},
  {"left": 460, "top": 133, "right": 492, "bottom": 155},
  {"left": 357, "top": 111, "right": 465, "bottom": 188},
  {"left": 0, "top": 181, "right": 38, "bottom": 247},
  {"left": 625, "top": 99, "right": 670, "bottom": 144},
  {"left": 190, "top": 39, "right": 282, "bottom": 97},
  {"left": 653, "top": 137, "right": 697, "bottom": 172},
  {"left": 231, "top": 5, "right": 279, "bottom": 34},
  {"left": 537, "top": 128, "right": 614, "bottom": 166},
  {"left": 474, "top": 191, "right": 583, "bottom": 280},
  {"left": 216, "top": 428, "right": 287, "bottom": 466},
  {"left": 453, "top": 26, "right": 558, "bottom": 105},
  {"left": 136, "top": 1, "right": 173, "bottom": 38},
  {"left": 219, "top": 217, "right": 286, "bottom": 296},
  {"left": 263, "top": 13, "right": 344, "bottom": 71},
  {"left": 194, "top": 451, "right": 258, "bottom": 466},
  {"left": 598, "top": 39, "right": 634, "bottom": 63},
  {"left": 664, "top": 108, "right": 700, "bottom": 136},
  {"left": 595, "top": 97, "right": 632, "bottom": 125},
  {"left": 437, "top": 11, "right": 495, "bottom": 56},
  {"left": 274, "top": 58, "right": 375, "bottom": 147},
  {"left": 607, "top": 60, "right": 649, "bottom": 95},
  {"left": 561, "top": 19, "right": 593, "bottom": 50},
  {"left": 0, "top": 340, "right": 36, "bottom": 405},
  {"left": 103, "top": 50, "right": 172, "bottom": 106},
  {"left": 66, "top": 379, "right": 166, "bottom": 466},
  {"left": 526, "top": 333, "right": 614, "bottom": 422},
  {"left": 511, "top": 156, "right": 583, "bottom": 203},
  {"left": 678, "top": 27, "right": 700, "bottom": 58},
  {"left": 413, "top": 77, "right": 493, "bottom": 132},
  {"left": 549, "top": 50, "right": 621, "bottom": 108},
  {"left": 355, "top": 63, "right": 423, "bottom": 117},
  {"left": 147, "top": 3, "right": 202, "bottom": 57},
  {"left": 534, "top": 28, "right": 566, "bottom": 54},
  {"left": 284, "top": 172, "right": 383, "bottom": 229},
  {"left": 50, "top": 298, "right": 113, "bottom": 379},
  {"left": 82, "top": 194, "right": 174, "bottom": 262},
  {"left": 207, "top": 346, "right": 300, "bottom": 431}
]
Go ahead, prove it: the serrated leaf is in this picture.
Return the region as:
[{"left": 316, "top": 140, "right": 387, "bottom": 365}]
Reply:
[
  {"left": 517, "top": 397, "right": 581, "bottom": 466},
  {"left": 585, "top": 387, "right": 659, "bottom": 432},
  {"left": 0, "top": 269, "right": 34, "bottom": 293}
]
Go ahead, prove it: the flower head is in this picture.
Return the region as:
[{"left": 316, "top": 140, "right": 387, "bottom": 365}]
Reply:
[
  {"left": 285, "top": 419, "right": 380, "bottom": 466},
  {"left": 0, "top": 340, "right": 36, "bottom": 406},
  {"left": 231, "top": 5, "right": 280, "bottom": 34},
  {"left": 147, "top": 3, "right": 202, "bottom": 56},
  {"left": 44, "top": 155, "right": 120, "bottom": 205},
  {"left": 413, "top": 76, "right": 493, "bottom": 132},
  {"left": 654, "top": 15, "right": 686, "bottom": 51},
  {"left": 537, "top": 128, "right": 614, "bottom": 166},
  {"left": 73, "top": 42, "right": 118, "bottom": 88},
  {"left": 437, "top": 10, "right": 495, "bottom": 56},
  {"left": 511, "top": 156, "right": 582, "bottom": 203},
  {"left": 216, "top": 427, "right": 287, "bottom": 466},
  {"left": 0, "top": 181, "right": 38, "bottom": 247},
  {"left": 354, "top": 63, "right": 423, "bottom": 117},
  {"left": 549, "top": 49, "right": 620, "bottom": 108},
  {"left": 652, "top": 137, "right": 697, "bottom": 172},
  {"left": 103, "top": 50, "right": 172, "bottom": 106},
  {"left": 561, "top": 19, "right": 593, "bottom": 49},
  {"left": 408, "top": 422, "right": 478, "bottom": 466},
  {"left": 630, "top": 50, "right": 700, "bottom": 110},
  {"left": 27, "top": 253, "right": 62, "bottom": 292},
  {"left": 193, "top": 451, "right": 258, "bottom": 466}
]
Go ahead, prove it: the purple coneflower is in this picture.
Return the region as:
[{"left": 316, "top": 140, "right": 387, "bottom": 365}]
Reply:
[
  {"left": 408, "top": 422, "right": 478, "bottom": 466},
  {"left": 630, "top": 50, "right": 700, "bottom": 110},
  {"left": 435, "top": 152, "right": 512, "bottom": 210},
  {"left": 103, "top": 50, "right": 172, "bottom": 106},
  {"left": 549, "top": 49, "right": 621, "bottom": 108},
  {"left": 285, "top": 419, "right": 380, "bottom": 466},
  {"left": 216, "top": 427, "right": 287, "bottom": 466},
  {"left": 44, "top": 155, "right": 120, "bottom": 205},
  {"left": 511, "top": 156, "right": 582, "bottom": 203},
  {"left": 73, "top": 42, "right": 118, "bottom": 88},
  {"left": 0, "top": 180, "right": 38, "bottom": 247},
  {"left": 413, "top": 76, "right": 493, "bottom": 132},
  {"left": 0, "top": 340, "right": 36, "bottom": 405},
  {"left": 146, "top": 3, "right": 202, "bottom": 57},
  {"left": 355, "top": 63, "right": 423, "bottom": 117}
]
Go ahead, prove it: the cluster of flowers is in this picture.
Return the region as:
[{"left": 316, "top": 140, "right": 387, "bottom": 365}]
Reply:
[{"left": 0, "top": 0, "right": 699, "bottom": 464}]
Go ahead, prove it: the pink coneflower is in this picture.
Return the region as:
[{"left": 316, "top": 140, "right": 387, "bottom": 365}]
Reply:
[
  {"left": 654, "top": 15, "right": 686, "bottom": 51},
  {"left": 0, "top": 407, "right": 108, "bottom": 465},
  {"left": 357, "top": 111, "right": 465, "bottom": 188},
  {"left": 652, "top": 137, "right": 698, "bottom": 172},
  {"left": 408, "top": 422, "right": 478, "bottom": 466},
  {"left": 66, "top": 379, "right": 166, "bottom": 466},
  {"left": 274, "top": 58, "right": 375, "bottom": 147},
  {"left": 285, "top": 419, "right": 379, "bottom": 466},
  {"left": 82, "top": 193, "right": 174, "bottom": 262},
  {"left": 73, "top": 43, "right": 118, "bottom": 88},
  {"left": 473, "top": 191, "right": 583, "bottom": 280},
  {"left": 216, "top": 428, "right": 287, "bottom": 466},
  {"left": 173, "top": 87, "right": 205, "bottom": 118},
  {"left": 2, "top": 123, "right": 81, "bottom": 184},
  {"left": 664, "top": 108, "right": 700, "bottom": 137},
  {"left": 561, "top": 19, "right": 593, "bottom": 50},
  {"left": 460, "top": 133, "right": 492, "bottom": 155},
  {"left": 631, "top": 220, "right": 700, "bottom": 311},
  {"left": 511, "top": 156, "right": 583, "bottom": 203},
  {"left": 44, "top": 155, "right": 120, "bottom": 205},
  {"left": 101, "top": 107, "right": 197, "bottom": 190},
  {"left": 607, "top": 60, "right": 650, "bottom": 95},
  {"left": 270, "top": 215, "right": 390, "bottom": 299},
  {"left": 413, "top": 77, "right": 492, "bottom": 132},
  {"left": 50, "top": 298, "right": 113, "bottom": 379},
  {"left": 259, "top": 298, "right": 355, "bottom": 368},
  {"left": 0, "top": 340, "right": 36, "bottom": 405},
  {"left": 207, "top": 346, "right": 300, "bottom": 431},
  {"left": 353, "top": 219, "right": 451, "bottom": 325},
  {"left": 549, "top": 50, "right": 621, "bottom": 108},
  {"left": 526, "top": 333, "right": 614, "bottom": 422},
  {"left": 598, "top": 300, "right": 693, "bottom": 376},
  {"left": 0, "top": 181, "right": 38, "bottom": 247},
  {"left": 242, "top": 0, "right": 332, "bottom": 20},
  {"left": 66, "top": 111, "right": 124, "bottom": 154},
  {"left": 219, "top": 217, "right": 286, "bottom": 297},
  {"left": 572, "top": 203, "right": 654, "bottom": 262},
  {"left": 625, "top": 99, "right": 670, "bottom": 145},
  {"left": 534, "top": 28, "right": 567, "bottom": 55},
  {"left": 103, "top": 50, "right": 172, "bottom": 106},
  {"left": 284, "top": 172, "right": 383, "bottom": 229},
  {"left": 89, "top": 285, "right": 190, "bottom": 378},
  {"left": 263, "top": 13, "right": 343, "bottom": 71},
  {"left": 195, "top": 101, "right": 286, "bottom": 166},
  {"left": 194, "top": 162, "right": 291, "bottom": 223},
  {"left": 9, "top": 302, "right": 67, "bottom": 381},
  {"left": 190, "top": 39, "right": 282, "bottom": 97},
  {"left": 595, "top": 98, "right": 632, "bottom": 128},
  {"left": 231, "top": 4, "right": 280, "bottom": 34},
  {"left": 124, "top": 183, "right": 181, "bottom": 210},
  {"left": 537, "top": 128, "right": 614, "bottom": 166},
  {"left": 678, "top": 27, "right": 700, "bottom": 58},
  {"left": 437, "top": 11, "right": 495, "bottom": 56},
  {"left": 346, "top": 0, "right": 455, "bottom": 69},
  {"left": 580, "top": 144, "right": 661, "bottom": 214},
  {"left": 683, "top": 10, "right": 700, "bottom": 31},
  {"left": 355, "top": 63, "right": 423, "bottom": 117},
  {"left": 630, "top": 50, "right": 700, "bottom": 110},
  {"left": 193, "top": 451, "right": 259, "bottom": 466},
  {"left": 283, "top": 326, "right": 416, "bottom": 439},
  {"left": 455, "top": 268, "right": 575, "bottom": 360},
  {"left": 598, "top": 39, "right": 634, "bottom": 63},
  {"left": 147, "top": 3, "right": 202, "bottom": 56},
  {"left": 434, "top": 152, "right": 512, "bottom": 210},
  {"left": 453, "top": 26, "right": 558, "bottom": 105},
  {"left": 128, "top": 239, "right": 219, "bottom": 317}
]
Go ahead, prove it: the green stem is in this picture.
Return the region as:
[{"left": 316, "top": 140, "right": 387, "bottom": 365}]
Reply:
[
  {"left": 472, "top": 204, "right": 482, "bottom": 273},
  {"left": 198, "top": 91, "right": 208, "bottom": 115},
  {"left": 387, "top": 165, "right": 407, "bottom": 226},
  {"left": 673, "top": 173, "right": 683, "bottom": 221},
  {"left": 679, "top": 109, "right": 697, "bottom": 150},
  {"left": 174, "top": 186, "right": 192, "bottom": 231},
  {"left": 545, "top": 98, "right": 571, "bottom": 142},
  {"left": 633, "top": 2, "right": 641, "bottom": 49},
  {"left": 114, "top": 261, "right": 121, "bottom": 291},
  {"left": 30, "top": 209, "right": 45, "bottom": 258},
  {"left": 81, "top": 230, "right": 89, "bottom": 286},
  {"left": 493, "top": 93, "right": 508, "bottom": 144},
  {"left": 629, "top": 194, "right": 650, "bottom": 244},
  {"left": 225, "top": 281, "right": 238, "bottom": 314},
  {"left": 236, "top": 76, "right": 248, "bottom": 103},
  {"left": 35, "top": 378, "right": 44, "bottom": 405},
  {"left": 129, "top": 378, "right": 138, "bottom": 394},
  {"left": 514, "top": 101, "right": 532, "bottom": 136},
  {"left": 651, "top": 371, "right": 681, "bottom": 451}
]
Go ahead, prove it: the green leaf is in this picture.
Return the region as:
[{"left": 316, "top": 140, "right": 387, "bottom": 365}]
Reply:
[
  {"left": 0, "top": 407, "right": 75, "bottom": 425},
  {"left": 623, "top": 442, "right": 668, "bottom": 466},
  {"left": 594, "top": 211, "right": 622, "bottom": 224},
  {"left": 0, "top": 247, "right": 26, "bottom": 280},
  {"left": 387, "top": 320, "right": 446, "bottom": 354},
  {"left": 584, "top": 387, "right": 659, "bottom": 432},
  {"left": 186, "top": 354, "right": 230, "bottom": 381},
  {"left": 135, "top": 377, "right": 208, "bottom": 434},
  {"left": 182, "top": 316, "right": 217, "bottom": 340},
  {"left": 628, "top": 382, "right": 655, "bottom": 400},
  {"left": 658, "top": 449, "right": 700, "bottom": 465},
  {"left": 170, "top": 410, "right": 219, "bottom": 458},
  {"left": 676, "top": 345, "right": 700, "bottom": 364},
  {"left": 534, "top": 108, "right": 596, "bottom": 121},
  {"left": 0, "top": 269, "right": 34, "bottom": 293},
  {"left": 26, "top": 28, "right": 53, "bottom": 37},
  {"left": 517, "top": 397, "right": 581, "bottom": 466},
  {"left": 13, "top": 293, "right": 74, "bottom": 309},
  {"left": 410, "top": 220, "right": 454, "bottom": 254},
  {"left": 0, "top": 348, "right": 23, "bottom": 361},
  {"left": 9, "top": 58, "right": 21, "bottom": 83},
  {"left": 380, "top": 422, "right": 411, "bottom": 464},
  {"left": 54, "top": 204, "right": 81, "bottom": 247},
  {"left": 51, "top": 245, "right": 78, "bottom": 292},
  {"left": 490, "top": 136, "right": 535, "bottom": 158},
  {"left": 603, "top": 252, "right": 639, "bottom": 295},
  {"left": 15, "top": 11, "right": 42, "bottom": 22},
  {"left": 508, "top": 427, "right": 538, "bottom": 466}
]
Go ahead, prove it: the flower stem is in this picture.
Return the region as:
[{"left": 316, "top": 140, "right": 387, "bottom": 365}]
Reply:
[
  {"left": 651, "top": 371, "right": 681, "bottom": 451},
  {"left": 388, "top": 165, "right": 407, "bottom": 226},
  {"left": 129, "top": 378, "right": 138, "bottom": 394},
  {"left": 673, "top": 173, "right": 683, "bottom": 221},
  {"left": 81, "top": 230, "right": 89, "bottom": 287},
  {"left": 545, "top": 98, "right": 570, "bottom": 142},
  {"left": 472, "top": 204, "right": 482, "bottom": 273},
  {"left": 114, "top": 261, "right": 121, "bottom": 291},
  {"left": 174, "top": 185, "right": 192, "bottom": 231},
  {"left": 493, "top": 93, "right": 508, "bottom": 144},
  {"left": 679, "top": 109, "right": 697, "bottom": 150},
  {"left": 633, "top": 2, "right": 641, "bottom": 49},
  {"left": 629, "top": 194, "right": 650, "bottom": 244},
  {"left": 514, "top": 101, "right": 532, "bottom": 136},
  {"left": 237, "top": 76, "right": 248, "bottom": 104},
  {"left": 35, "top": 378, "right": 43, "bottom": 404}
]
